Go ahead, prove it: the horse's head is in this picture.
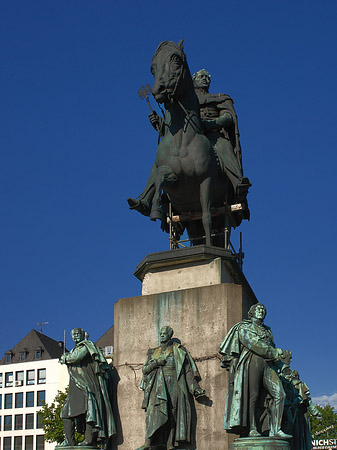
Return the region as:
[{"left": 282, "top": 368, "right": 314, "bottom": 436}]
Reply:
[{"left": 151, "top": 39, "right": 190, "bottom": 104}]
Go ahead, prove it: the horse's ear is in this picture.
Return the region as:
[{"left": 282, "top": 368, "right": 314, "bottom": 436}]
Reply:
[{"left": 177, "top": 38, "right": 184, "bottom": 52}]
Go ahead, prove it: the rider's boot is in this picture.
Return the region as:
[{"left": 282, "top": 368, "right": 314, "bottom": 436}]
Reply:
[{"left": 127, "top": 198, "right": 151, "bottom": 217}]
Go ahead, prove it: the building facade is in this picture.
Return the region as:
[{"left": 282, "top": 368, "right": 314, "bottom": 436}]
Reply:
[{"left": 0, "top": 330, "right": 68, "bottom": 450}]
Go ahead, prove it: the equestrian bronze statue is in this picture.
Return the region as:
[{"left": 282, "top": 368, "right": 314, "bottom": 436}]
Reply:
[{"left": 128, "top": 40, "right": 251, "bottom": 247}]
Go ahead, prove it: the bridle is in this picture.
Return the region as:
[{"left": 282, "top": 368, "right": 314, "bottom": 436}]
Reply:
[{"left": 154, "top": 56, "right": 202, "bottom": 133}]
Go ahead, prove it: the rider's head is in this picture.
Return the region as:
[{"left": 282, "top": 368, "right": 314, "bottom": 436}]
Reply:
[{"left": 192, "top": 69, "right": 211, "bottom": 91}]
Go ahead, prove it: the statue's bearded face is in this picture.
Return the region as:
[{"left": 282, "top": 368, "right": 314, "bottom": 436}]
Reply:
[
  {"left": 282, "top": 366, "right": 292, "bottom": 380},
  {"left": 254, "top": 304, "right": 266, "bottom": 320},
  {"left": 160, "top": 326, "right": 173, "bottom": 344},
  {"left": 71, "top": 328, "right": 85, "bottom": 344},
  {"left": 292, "top": 371, "right": 299, "bottom": 381}
]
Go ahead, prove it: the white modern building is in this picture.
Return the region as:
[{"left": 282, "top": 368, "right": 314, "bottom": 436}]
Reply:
[{"left": 0, "top": 330, "right": 68, "bottom": 450}]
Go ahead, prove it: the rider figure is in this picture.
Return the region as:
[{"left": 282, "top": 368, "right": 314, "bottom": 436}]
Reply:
[
  {"left": 192, "top": 69, "right": 251, "bottom": 207},
  {"left": 128, "top": 69, "right": 251, "bottom": 218}
]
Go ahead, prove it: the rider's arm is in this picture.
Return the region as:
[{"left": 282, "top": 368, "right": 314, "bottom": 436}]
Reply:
[
  {"left": 202, "top": 106, "right": 233, "bottom": 132},
  {"left": 149, "top": 111, "right": 164, "bottom": 136}
]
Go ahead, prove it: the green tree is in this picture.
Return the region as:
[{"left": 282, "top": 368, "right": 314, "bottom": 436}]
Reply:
[
  {"left": 38, "top": 388, "right": 84, "bottom": 444},
  {"left": 310, "top": 404, "right": 337, "bottom": 440}
]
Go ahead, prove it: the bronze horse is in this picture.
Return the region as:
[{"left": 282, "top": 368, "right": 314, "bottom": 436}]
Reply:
[{"left": 133, "top": 40, "right": 238, "bottom": 246}]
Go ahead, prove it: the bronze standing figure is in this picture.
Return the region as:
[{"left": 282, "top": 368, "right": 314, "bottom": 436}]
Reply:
[
  {"left": 59, "top": 328, "right": 116, "bottom": 447},
  {"left": 219, "top": 304, "right": 292, "bottom": 439},
  {"left": 137, "top": 326, "right": 205, "bottom": 450}
]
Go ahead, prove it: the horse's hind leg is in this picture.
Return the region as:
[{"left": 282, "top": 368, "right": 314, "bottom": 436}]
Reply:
[{"left": 200, "top": 177, "right": 213, "bottom": 246}]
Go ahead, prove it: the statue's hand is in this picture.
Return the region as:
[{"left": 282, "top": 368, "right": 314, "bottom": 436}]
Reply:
[
  {"left": 156, "top": 356, "right": 167, "bottom": 366},
  {"left": 149, "top": 111, "right": 160, "bottom": 129},
  {"left": 59, "top": 354, "right": 67, "bottom": 365},
  {"left": 194, "top": 387, "right": 206, "bottom": 399},
  {"left": 279, "top": 349, "right": 292, "bottom": 364},
  {"left": 275, "top": 348, "right": 283, "bottom": 358},
  {"left": 216, "top": 112, "right": 233, "bottom": 128}
]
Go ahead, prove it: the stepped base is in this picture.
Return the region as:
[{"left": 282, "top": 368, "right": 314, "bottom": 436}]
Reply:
[
  {"left": 230, "top": 437, "right": 291, "bottom": 450},
  {"left": 55, "top": 447, "right": 99, "bottom": 450}
]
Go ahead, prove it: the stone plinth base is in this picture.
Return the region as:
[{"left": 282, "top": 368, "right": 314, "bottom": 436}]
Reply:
[
  {"left": 230, "top": 437, "right": 291, "bottom": 450},
  {"left": 134, "top": 245, "right": 256, "bottom": 297}
]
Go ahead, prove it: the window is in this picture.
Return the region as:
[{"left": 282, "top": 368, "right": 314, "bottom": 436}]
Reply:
[
  {"left": 0, "top": 373, "right": 3, "bottom": 387},
  {"left": 4, "top": 415, "right": 12, "bottom": 431},
  {"left": 15, "top": 371, "right": 24, "bottom": 386},
  {"left": 25, "top": 413, "right": 34, "bottom": 429},
  {"left": 36, "top": 412, "right": 43, "bottom": 429},
  {"left": 26, "top": 370, "right": 35, "bottom": 385},
  {"left": 5, "top": 372, "right": 13, "bottom": 387},
  {"left": 5, "top": 352, "right": 12, "bottom": 363},
  {"left": 15, "top": 392, "right": 23, "bottom": 408},
  {"left": 36, "top": 436, "right": 44, "bottom": 450},
  {"left": 37, "top": 391, "right": 45, "bottom": 406},
  {"left": 104, "top": 345, "right": 113, "bottom": 357},
  {"left": 5, "top": 393, "right": 13, "bottom": 409},
  {"left": 14, "top": 436, "right": 23, "bottom": 450},
  {"left": 26, "top": 391, "right": 34, "bottom": 407},
  {"left": 0, "top": 393, "right": 2, "bottom": 409},
  {"left": 0, "top": 415, "right": 2, "bottom": 430},
  {"left": 37, "top": 369, "right": 46, "bottom": 384},
  {"left": 35, "top": 350, "right": 42, "bottom": 359},
  {"left": 15, "top": 414, "right": 23, "bottom": 430},
  {"left": 25, "top": 436, "right": 33, "bottom": 450},
  {"left": 26, "top": 392, "right": 34, "bottom": 408},
  {"left": 4, "top": 437, "right": 12, "bottom": 450},
  {"left": 20, "top": 352, "right": 26, "bottom": 361}
]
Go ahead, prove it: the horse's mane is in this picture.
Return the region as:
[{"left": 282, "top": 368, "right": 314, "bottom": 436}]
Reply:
[{"left": 152, "top": 40, "right": 186, "bottom": 62}]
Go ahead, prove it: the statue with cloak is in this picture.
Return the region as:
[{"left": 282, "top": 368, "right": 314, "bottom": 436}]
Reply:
[
  {"left": 137, "top": 326, "right": 205, "bottom": 450},
  {"left": 59, "top": 328, "right": 116, "bottom": 447}
]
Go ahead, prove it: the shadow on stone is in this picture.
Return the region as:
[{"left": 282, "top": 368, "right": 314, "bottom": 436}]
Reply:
[{"left": 107, "top": 367, "right": 123, "bottom": 450}]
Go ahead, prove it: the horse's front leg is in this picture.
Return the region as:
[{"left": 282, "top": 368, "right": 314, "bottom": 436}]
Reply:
[
  {"left": 200, "top": 177, "right": 213, "bottom": 246},
  {"left": 150, "top": 166, "right": 177, "bottom": 221}
]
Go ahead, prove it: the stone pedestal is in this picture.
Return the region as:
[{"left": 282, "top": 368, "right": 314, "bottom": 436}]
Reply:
[
  {"left": 134, "top": 245, "right": 255, "bottom": 297},
  {"left": 230, "top": 437, "right": 291, "bottom": 450},
  {"left": 113, "top": 246, "right": 257, "bottom": 450}
]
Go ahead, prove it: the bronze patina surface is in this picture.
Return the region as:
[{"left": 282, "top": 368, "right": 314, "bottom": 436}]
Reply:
[
  {"left": 59, "top": 328, "right": 116, "bottom": 447},
  {"left": 137, "top": 326, "right": 205, "bottom": 450},
  {"left": 219, "top": 304, "right": 292, "bottom": 440},
  {"left": 128, "top": 40, "right": 251, "bottom": 247}
]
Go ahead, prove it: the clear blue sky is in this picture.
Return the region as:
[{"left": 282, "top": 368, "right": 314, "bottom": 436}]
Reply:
[{"left": 1, "top": 1, "right": 336, "bottom": 406}]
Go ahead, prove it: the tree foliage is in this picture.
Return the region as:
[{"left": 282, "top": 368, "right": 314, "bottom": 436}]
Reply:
[
  {"left": 309, "top": 404, "right": 337, "bottom": 439},
  {"left": 38, "top": 388, "right": 84, "bottom": 444}
]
